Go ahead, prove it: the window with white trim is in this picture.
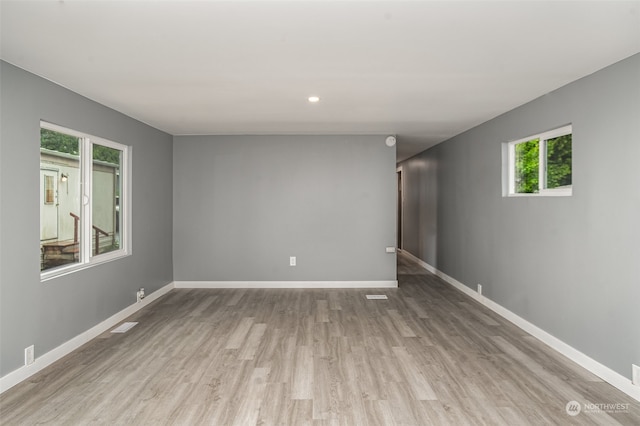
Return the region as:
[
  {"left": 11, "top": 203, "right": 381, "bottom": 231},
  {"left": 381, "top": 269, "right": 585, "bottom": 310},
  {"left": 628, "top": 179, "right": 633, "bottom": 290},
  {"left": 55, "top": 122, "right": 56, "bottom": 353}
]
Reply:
[
  {"left": 40, "top": 121, "right": 130, "bottom": 279},
  {"left": 506, "top": 125, "right": 572, "bottom": 196}
]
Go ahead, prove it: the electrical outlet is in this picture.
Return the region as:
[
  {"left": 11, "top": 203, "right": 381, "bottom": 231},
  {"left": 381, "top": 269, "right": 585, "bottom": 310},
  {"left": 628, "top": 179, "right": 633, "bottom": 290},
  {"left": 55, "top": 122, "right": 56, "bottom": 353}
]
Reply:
[
  {"left": 24, "top": 345, "right": 34, "bottom": 366},
  {"left": 136, "top": 287, "right": 145, "bottom": 303},
  {"left": 633, "top": 364, "right": 640, "bottom": 386},
  {"left": 289, "top": 256, "right": 296, "bottom": 267},
  {"left": 477, "top": 284, "right": 483, "bottom": 295}
]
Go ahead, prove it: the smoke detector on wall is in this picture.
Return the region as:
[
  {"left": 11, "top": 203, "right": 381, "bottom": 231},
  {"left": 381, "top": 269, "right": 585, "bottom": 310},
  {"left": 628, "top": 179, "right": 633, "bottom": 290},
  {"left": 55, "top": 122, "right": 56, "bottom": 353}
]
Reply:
[{"left": 385, "top": 136, "right": 396, "bottom": 147}]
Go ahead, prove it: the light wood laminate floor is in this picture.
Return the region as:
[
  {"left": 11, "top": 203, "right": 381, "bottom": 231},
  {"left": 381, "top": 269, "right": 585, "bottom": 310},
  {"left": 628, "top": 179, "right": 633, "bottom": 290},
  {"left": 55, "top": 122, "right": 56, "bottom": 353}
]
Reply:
[{"left": 1, "top": 254, "right": 639, "bottom": 425}]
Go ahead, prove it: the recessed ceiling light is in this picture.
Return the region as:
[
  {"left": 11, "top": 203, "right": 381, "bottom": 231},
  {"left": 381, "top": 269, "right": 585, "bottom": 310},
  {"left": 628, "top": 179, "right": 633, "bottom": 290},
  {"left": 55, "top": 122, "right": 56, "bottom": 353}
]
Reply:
[{"left": 308, "top": 96, "right": 320, "bottom": 103}]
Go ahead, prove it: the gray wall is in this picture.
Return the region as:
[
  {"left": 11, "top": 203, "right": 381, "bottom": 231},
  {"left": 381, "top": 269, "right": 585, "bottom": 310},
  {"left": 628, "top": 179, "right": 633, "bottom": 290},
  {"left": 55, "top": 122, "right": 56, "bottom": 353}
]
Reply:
[
  {"left": 399, "top": 53, "right": 640, "bottom": 379},
  {"left": 0, "top": 61, "right": 174, "bottom": 377},
  {"left": 173, "top": 135, "right": 397, "bottom": 282}
]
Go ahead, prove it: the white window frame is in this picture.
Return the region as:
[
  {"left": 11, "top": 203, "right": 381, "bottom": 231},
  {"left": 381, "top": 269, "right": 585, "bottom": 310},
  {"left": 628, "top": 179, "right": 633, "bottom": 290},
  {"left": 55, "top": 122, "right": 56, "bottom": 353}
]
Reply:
[
  {"left": 40, "top": 121, "right": 131, "bottom": 281},
  {"left": 506, "top": 124, "right": 572, "bottom": 197}
]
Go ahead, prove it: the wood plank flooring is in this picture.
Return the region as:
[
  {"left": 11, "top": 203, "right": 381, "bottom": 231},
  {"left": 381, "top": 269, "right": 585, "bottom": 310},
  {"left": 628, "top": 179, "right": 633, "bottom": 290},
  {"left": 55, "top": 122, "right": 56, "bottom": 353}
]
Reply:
[{"left": 1, "top": 254, "right": 639, "bottom": 425}]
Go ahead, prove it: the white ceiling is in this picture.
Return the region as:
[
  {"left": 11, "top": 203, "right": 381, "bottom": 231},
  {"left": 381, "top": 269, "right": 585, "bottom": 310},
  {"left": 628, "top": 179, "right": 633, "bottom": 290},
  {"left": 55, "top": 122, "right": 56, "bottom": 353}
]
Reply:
[{"left": 2, "top": 1, "right": 639, "bottom": 162}]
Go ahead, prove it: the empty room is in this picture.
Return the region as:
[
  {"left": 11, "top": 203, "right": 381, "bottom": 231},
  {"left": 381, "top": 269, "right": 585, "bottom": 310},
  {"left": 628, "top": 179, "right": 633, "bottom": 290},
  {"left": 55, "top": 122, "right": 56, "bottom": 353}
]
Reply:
[{"left": 1, "top": 1, "right": 639, "bottom": 424}]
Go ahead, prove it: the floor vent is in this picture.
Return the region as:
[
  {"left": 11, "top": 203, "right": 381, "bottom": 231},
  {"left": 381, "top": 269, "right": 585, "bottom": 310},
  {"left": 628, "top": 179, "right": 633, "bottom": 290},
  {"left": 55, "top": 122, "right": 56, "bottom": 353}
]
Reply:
[
  {"left": 366, "top": 295, "right": 388, "bottom": 300},
  {"left": 111, "top": 322, "right": 138, "bottom": 333}
]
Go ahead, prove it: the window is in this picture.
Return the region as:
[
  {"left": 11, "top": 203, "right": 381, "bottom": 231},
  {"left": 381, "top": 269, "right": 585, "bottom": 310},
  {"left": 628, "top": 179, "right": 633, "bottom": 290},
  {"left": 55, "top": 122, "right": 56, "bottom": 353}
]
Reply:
[
  {"left": 40, "top": 122, "right": 130, "bottom": 279},
  {"left": 506, "top": 125, "right": 572, "bottom": 196},
  {"left": 43, "top": 175, "right": 55, "bottom": 204}
]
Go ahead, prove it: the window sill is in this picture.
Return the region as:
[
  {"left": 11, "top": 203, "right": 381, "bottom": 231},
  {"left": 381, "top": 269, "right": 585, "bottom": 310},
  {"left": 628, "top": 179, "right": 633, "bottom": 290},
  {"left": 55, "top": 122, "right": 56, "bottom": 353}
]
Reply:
[
  {"left": 507, "top": 188, "right": 572, "bottom": 197},
  {"left": 41, "top": 251, "right": 130, "bottom": 282}
]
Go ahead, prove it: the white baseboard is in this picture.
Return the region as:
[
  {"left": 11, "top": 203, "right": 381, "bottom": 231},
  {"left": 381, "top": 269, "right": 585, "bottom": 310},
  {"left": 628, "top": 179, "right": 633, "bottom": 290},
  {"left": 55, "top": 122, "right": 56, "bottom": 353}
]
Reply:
[
  {"left": 399, "top": 250, "right": 640, "bottom": 402},
  {"left": 0, "top": 281, "right": 175, "bottom": 394},
  {"left": 175, "top": 280, "right": 398, "bottom": 289}
]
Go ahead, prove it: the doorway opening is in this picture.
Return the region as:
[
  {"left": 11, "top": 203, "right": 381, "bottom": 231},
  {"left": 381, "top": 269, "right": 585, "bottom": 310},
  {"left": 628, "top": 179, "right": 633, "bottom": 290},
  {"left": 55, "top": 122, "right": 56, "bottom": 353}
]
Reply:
[{"left": 396, "top": 166, "right": 403, "bottom": 250}]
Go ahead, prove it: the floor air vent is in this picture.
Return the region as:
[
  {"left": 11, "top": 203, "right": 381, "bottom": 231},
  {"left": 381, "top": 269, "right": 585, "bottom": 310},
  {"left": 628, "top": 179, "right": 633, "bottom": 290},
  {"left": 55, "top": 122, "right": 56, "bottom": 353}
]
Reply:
[
  {"left": 111, "top": 322, "right": 138, "bottom": 333},
  {"left": 366, "top": 295, "right": 388, "bottom": 300}
]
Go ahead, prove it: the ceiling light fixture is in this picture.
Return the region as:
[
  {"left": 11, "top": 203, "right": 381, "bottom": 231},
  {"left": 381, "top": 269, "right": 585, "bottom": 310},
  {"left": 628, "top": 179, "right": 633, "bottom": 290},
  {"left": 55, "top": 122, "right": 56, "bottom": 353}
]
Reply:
[{"left": 308, "top": 96, "right": 320, "bottom": 103}]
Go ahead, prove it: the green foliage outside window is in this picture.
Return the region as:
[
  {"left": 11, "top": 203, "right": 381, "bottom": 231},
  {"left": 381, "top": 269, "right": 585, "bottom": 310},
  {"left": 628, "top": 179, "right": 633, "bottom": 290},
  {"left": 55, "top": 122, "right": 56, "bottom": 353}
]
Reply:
[
  {"left": 514, "top": 139, "right": 539, "bottom": 193},
  {"left": 41, "top": 128, "right": 120, "bottom": 165},
  {"left": 514, "top": 134, "right": 572, "bottom": 193},
  {"left": 546, "top": 134, "right": 572, "bottom": 189},
  {"left": 41, "top": 128, "right": 79, "bottom": 155}
]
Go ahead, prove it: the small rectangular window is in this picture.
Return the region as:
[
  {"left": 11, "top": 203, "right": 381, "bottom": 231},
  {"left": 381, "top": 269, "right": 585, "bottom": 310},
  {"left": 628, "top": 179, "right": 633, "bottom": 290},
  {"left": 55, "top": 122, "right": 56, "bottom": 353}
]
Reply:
[
  {"left": 506, "top": 125, "right": 572, "bottom": 196},
  {"left": 40, "top": 122, "right": 130, "bottom": 279},
  {"left": 44, "top": 175, "right": 55, "bottom": 204}
]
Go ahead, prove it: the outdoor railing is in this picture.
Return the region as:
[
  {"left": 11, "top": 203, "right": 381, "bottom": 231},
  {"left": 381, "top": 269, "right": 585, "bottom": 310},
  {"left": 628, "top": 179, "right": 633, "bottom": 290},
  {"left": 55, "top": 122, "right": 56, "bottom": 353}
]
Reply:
[
  {"left": 69, "top": 212, "right": 110, "bottom": 255},
  {"left": 93, "top": 225, "right": 109, "bottom": 255},
  {"left": 70, "top": 212, "right": 79, "bottom": 243}
]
